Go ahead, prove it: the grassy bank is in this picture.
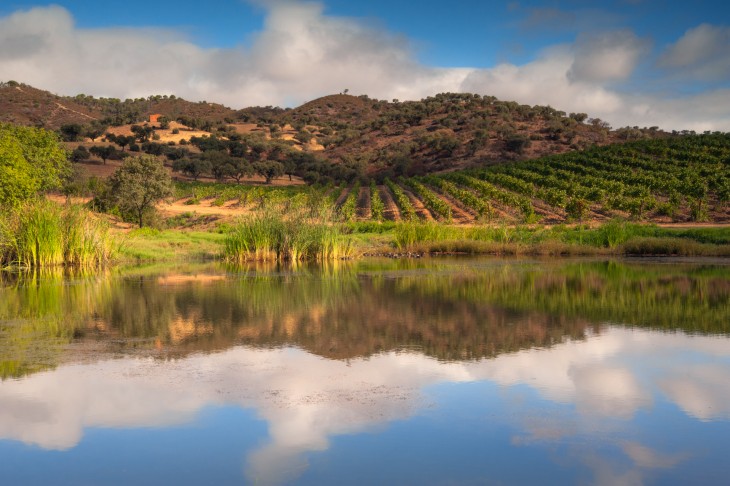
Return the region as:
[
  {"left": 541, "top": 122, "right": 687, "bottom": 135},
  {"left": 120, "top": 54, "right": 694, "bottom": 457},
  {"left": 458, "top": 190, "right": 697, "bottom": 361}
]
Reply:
[
  {"left": 152, "top": 219, "right": 730, "bottom": 262},
  {"left": 347, "top": 220, "right": 730, "bottom": 257},
  {"left": 116, "top": 228, "right": 227, "bottom": 261},
  {"left": 1, "top": 199, "right": 116, "bottom": 268},
  {"left": 223, "top": 208, "right": 355, "bottom": 262},
  {"left": 7, "top": 207, "right": 728, "bottom": 267}
]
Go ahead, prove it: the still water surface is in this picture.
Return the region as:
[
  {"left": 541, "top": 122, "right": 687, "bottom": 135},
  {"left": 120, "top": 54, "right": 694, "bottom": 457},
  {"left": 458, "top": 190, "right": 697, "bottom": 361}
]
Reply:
[{"left": 1, "top": 258, "right": 729, "bottom": 485}]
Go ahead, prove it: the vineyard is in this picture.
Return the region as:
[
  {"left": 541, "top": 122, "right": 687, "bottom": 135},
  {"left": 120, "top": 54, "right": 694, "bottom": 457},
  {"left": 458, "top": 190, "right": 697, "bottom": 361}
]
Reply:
[{"left": 170, "top": 134, "right": 730, "bottom": 225}]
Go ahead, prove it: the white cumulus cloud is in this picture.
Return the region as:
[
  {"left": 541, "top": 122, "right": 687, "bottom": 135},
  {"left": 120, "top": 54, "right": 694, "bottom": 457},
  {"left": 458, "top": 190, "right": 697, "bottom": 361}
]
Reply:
[
  {"left": 0, "top": 4, "right": 729, "bottom": 131},
  {"left": 568, "top": 30, "right": 651, "bottom": 83},
  {"left": 659, "top": 23, "right": 730, "bottom": 80}
]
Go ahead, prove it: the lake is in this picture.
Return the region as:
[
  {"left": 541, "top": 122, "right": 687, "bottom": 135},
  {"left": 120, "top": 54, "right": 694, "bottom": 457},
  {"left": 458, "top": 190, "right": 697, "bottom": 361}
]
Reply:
[{"left": 1, "top": 257, "right": 729, "bottom": 485}]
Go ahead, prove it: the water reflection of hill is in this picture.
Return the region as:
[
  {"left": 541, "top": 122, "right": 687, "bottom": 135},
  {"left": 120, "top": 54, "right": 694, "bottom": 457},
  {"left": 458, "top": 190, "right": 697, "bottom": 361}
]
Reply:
[{"left": 1, "top": 259, "right": 728, "bottom": 378}]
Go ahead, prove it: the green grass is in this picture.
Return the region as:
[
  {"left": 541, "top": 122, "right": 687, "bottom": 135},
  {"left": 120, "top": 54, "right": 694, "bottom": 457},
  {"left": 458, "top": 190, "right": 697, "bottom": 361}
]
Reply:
[
  {"left": 118, "top": 228, "right": 226, "bottom": 261},
  {"left": 223, "top": 208, "right": 355, "bottom": 262},
  {"left": 1, "top": 199, "right": 116, "bottom": 268},
  {"left": 114, "top": 219, "right": 730, "bottom": 261}
]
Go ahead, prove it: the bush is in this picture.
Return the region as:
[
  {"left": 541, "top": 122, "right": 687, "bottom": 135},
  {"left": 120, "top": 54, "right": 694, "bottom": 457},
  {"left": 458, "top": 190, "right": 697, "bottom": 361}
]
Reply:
[{"left": 70, "top": 146, "right": 90, "bottom": 162}]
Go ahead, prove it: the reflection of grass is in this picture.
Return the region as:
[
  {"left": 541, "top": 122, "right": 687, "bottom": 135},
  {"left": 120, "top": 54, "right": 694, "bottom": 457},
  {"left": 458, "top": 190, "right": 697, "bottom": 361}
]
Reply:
[{"left": 1, "top": 258, "right": 728, "bottom": 380}]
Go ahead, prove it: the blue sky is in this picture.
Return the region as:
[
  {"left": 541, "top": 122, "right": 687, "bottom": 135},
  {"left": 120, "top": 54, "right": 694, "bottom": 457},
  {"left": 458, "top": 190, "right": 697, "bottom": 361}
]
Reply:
[{"left": 1, "top": 1, "right": 729, "bottom": 130}]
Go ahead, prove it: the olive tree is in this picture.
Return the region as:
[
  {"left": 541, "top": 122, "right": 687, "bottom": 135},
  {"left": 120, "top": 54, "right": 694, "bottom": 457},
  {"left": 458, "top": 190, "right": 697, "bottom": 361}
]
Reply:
[
  {"left": 105, "top": 156, "right": 173, "bottom": 227},
  {"left": 253, "top": 160, "right": 284, "bottom": 184}
]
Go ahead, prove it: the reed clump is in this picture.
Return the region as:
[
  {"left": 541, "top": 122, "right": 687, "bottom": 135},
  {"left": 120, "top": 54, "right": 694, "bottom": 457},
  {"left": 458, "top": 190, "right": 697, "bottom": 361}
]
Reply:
[
  {"left": 0, "top": 199, "right": 116, "bottom": 268},
  {"left": 224, "top": 207, "right": 355, "bottom": 262}
]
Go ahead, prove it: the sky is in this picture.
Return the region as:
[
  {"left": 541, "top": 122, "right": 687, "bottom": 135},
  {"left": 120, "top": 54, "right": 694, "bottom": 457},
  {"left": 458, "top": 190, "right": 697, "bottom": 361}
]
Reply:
[{"left": 1, "top": 0, "right": 729, "bottom": 130}]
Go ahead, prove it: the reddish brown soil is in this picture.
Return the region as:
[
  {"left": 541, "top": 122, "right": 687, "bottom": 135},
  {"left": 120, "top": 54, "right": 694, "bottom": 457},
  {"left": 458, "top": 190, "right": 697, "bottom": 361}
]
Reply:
[
  {"left": 334, "top": 187, "right": 350, "bottom": 207},
  {"left": 402, "top": 188, "right": 435, "bottom": 222},
  {"left": 378, "top": 186, "right": 401, "bottom": 221},
  {"left": 356, "top": 186, "right": 371, "bottom": 220}
]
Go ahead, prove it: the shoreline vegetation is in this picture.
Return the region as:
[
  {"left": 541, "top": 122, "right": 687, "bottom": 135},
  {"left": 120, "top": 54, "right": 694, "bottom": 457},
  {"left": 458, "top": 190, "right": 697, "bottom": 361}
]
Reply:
[
  {"left": 2, "top": 200, "right": 729, "bottom": 270},
  {"left": 2, "top": 122, "right": 729, "bottom": 268},
  {"left": 0, "top": 199, "right": 116, "bottom": 269},
  {"left": 110, "top": 217, "right": 730, "bottom": 261}
]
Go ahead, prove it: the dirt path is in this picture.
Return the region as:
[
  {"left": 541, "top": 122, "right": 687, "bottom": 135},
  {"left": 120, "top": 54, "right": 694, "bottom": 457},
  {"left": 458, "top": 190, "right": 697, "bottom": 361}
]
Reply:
[
  {"left": 530, "top": 198, "right": 565, "bottom": 224},
  {"left": 161, "top": 198, "right": 249, "bottom": 217},
  {"left": 433, "top": 190, "right": 475, "bottom": 224},
  {"left": 54, "top": 102, "right": 97, "bottom": 120},
  {"left": 378, "top": 186, "right": 400, "bottom": 221},
  {"left": 401, "top": 188, "right": 435, "bottom": 222},
  {"left": 356, "top": 186, "right": 371, "bottom": 220},
  {"left": 334, "top": 186, "right": 350, "bottom": 207}
]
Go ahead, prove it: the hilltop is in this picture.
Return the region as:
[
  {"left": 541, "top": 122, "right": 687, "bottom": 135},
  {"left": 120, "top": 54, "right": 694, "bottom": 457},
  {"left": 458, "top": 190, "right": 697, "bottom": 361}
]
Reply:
[
  {"left": 0, "top": 81, "right": 236, "bottom": 129},
  {"left": 272, "top": 92, "right": 670, "bottom": 176}
]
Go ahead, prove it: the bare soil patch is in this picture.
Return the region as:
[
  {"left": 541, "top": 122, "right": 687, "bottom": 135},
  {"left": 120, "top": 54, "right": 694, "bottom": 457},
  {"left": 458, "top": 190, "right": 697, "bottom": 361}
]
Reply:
[
  {"left": 402, "top": 188, "right": 435, "bottom": 222},
  {"left": 378, "top": 186, "right": 400, "bottom": 222},
  {"left": 356, "top": 186, "right": 371, "bottom": 220}
]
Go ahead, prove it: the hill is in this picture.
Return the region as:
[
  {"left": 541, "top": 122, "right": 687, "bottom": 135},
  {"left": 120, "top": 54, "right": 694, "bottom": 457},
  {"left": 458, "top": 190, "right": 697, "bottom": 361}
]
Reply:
[
  {"left": 1, "top": 82, "right": 679, "bottom": 178},
  {"left": 261, "top": 92, "right": 673, "bottom": 176},
  {"left": 0, "top": 81, "right": 237, "bottom": 129},
  {"left": 0, "top": 81, "right": 98, "bottom": 129}
]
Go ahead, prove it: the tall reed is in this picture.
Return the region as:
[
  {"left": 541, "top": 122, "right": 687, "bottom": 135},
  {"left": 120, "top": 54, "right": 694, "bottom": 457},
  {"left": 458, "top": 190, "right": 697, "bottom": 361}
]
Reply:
[
  {"left": 224, "top": 207, "right": 355, "bottom": 262},
  {"left": 0, "top": 199, "right": 116, "bottom": 268}
]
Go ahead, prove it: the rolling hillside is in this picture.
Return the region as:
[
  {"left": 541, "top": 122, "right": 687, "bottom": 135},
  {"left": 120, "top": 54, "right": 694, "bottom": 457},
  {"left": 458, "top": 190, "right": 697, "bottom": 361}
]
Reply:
[{"left": 2, "top": 82, "right": 676, "bottom": 176}]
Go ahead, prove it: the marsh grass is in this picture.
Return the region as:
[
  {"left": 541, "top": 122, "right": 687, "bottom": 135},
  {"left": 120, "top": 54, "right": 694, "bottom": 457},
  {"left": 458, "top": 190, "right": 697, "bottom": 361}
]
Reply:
[
  {"left": 119, "top": 229, "right": 226, "bottom": 261},
  {"left": 388, "top": 219, "right": 730, "bottom": 256},
  {"left": 224, "top": 207, "right": 355, "bottom": 262},
  {"left": 0, "top": 199, "right": 115, "bottom": 268},
  {"left": 621, "top": 237, "right": 730, "bottom": 256}
]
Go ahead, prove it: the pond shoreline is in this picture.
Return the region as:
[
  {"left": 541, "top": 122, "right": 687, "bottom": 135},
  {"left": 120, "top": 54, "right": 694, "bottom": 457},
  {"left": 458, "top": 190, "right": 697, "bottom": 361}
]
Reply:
[{"left": 116, "top": 225, "right": 730, "bottom": 264}]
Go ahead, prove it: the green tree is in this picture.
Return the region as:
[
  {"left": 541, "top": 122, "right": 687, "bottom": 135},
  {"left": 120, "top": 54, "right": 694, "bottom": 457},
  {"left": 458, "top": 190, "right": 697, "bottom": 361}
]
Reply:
[
  {"left": 172, "top": 157, "right": 211, "bottom": 181},
  {"left": 0, "top": 123, "right": 70, "bottom": 207},
  {"left": 505, "top": 134, "right": 531, "bottom": 154},
  {"left": 105, "top": 156, "right": 173, "bottom": 227},
  {"left": 253, "top": 160, "right": 284, "bottom": 184},
  {"left": 71, "top": 145, "right": 90, "bottom": 162},
  {"left": 131, "top": 125, "right": 154, "bottom": 142},
  {"left": 107, "top": 134, "right": 134, "bottom": 151},
  {"left": 228, "top": 157, "right": 253, "bottom": 183},
  {"left": 59, "top": 124, "right": 83, "bottom": 142},
  {"left": 82, "top": 122, "right": 108, "bottom": 142},
  {"left": 89, "top": 145, "right": 116, "bottom": 165}
]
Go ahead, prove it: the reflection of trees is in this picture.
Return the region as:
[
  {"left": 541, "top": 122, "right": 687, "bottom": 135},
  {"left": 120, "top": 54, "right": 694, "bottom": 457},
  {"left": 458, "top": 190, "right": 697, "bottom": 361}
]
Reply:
[
  {"left": 1, "top": 260, "right": 728, "bottom": 379},
  {"left": 0, "top": 270, "right": 112, "bottom": 378}
]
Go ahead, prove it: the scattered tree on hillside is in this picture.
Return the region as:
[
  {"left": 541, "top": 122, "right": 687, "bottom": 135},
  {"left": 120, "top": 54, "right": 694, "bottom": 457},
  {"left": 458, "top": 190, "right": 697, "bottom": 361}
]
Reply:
[
  {"left": 89, "top": 145, "right": 117, "bottom": 165},
  {"left": 106, "top": 134, "right": 134, "bottom": 151},
  {"left": 82, "top": 122, "right": 108, "bottom": 142},
  {"left": 253, "top": 161, "right": 284, "bottom": 184},
  {"left": 103, "top": 156, "right": 173, "bottom": 228},
  {"left": 505, "top": 134, "right": 531, "bottom": 154},
  {"left": 131, "top": 125, "right": 154, "bottom": 142},
  {"left": 70, "top": 145, "right": 90, "bottom": 162},
  {"left": 59, "top": 124, "right": 83, "bottom": 142},
  {"left": 172, "top": 157, "right": 212, "bottom": 181}
]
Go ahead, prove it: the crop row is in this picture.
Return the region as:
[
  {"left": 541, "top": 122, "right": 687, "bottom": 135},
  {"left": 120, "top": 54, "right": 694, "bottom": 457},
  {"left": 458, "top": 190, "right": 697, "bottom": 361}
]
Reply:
[
  {"left": 385, "top": 178, "right": 416, "bottom": 220},
  {"left": 401, "top": 177, "right": 452, "bottom": 222}
]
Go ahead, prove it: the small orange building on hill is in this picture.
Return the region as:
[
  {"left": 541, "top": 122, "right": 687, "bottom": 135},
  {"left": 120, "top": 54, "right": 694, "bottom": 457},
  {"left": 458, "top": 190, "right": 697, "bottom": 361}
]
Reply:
[{"left": 149, "top": 113, "right": 162, "bottom": 123}]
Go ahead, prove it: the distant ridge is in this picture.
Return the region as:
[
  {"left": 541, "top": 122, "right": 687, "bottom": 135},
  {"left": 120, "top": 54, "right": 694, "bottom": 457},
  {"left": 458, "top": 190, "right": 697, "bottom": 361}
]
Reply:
[{"left": 1, "top": 81, "right": 678, "bottom": 175}]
